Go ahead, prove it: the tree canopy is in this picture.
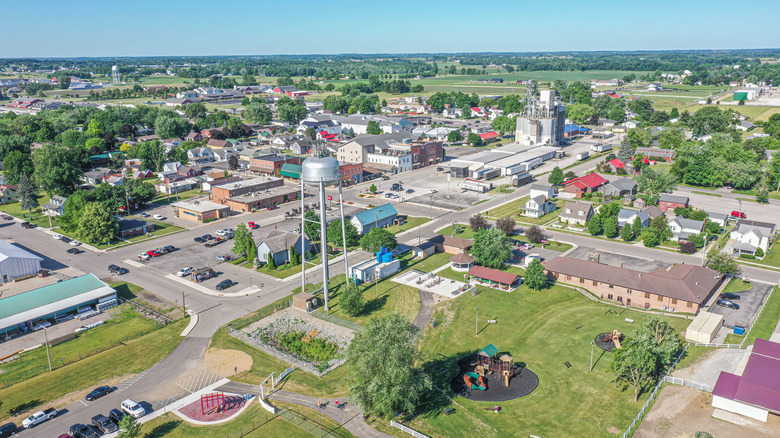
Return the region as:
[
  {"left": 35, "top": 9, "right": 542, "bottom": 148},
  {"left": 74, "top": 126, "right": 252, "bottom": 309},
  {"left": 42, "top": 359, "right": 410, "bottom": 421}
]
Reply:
[
  {"left": 359, "top": 227, "right": 397, "bottom": 254},
  {"left": 471, "top": 228, "right": 512, "bottom": 269}
]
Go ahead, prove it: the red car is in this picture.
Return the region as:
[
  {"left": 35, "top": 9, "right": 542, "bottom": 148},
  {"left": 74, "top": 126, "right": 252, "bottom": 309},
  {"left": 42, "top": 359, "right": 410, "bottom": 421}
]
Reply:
[
  {"left": 248, "top": 222, "right": 259, "bottom": 229},
  {"left": 267, "top": 205, "right": 278, "bottom": 210},
  {"left": 146, "top": 250, "right": 162, "bottom": 257},
  {"left": 731, "top": 211, "right": 747, "bottom": 219}
]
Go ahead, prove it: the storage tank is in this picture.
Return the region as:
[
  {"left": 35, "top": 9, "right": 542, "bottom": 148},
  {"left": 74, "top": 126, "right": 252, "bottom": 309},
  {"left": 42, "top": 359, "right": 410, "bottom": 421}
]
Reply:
[{"left": 301, "top": 155, "right": 340, "bottom": 187}]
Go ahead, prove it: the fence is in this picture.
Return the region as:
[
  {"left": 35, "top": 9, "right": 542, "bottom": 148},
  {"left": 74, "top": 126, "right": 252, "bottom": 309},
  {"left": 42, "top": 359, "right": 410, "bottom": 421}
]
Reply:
[
  {"left": 621, "top": 343, "right": 689, "bottom": 438},
  {"left": 663, "top": 376, "right": 714, "bottom": 393},
  {"left": 390, "top": 420, "right": 431, "bottom": 438},
  {"left": 117, "top": 297, "right": 174, "bottom": 324},
  {"left": 1, "top": 305, "right": 168, "bottom": 388}
]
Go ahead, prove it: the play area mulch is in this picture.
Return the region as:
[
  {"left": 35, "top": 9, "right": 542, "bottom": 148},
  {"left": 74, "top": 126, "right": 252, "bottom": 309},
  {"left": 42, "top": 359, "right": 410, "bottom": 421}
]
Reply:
[
  {"left": 177, "top": 394, "right": 247, "bottom": 423},
  {"left": 450, "top": 355, "right": 539, "bottom": 402},
  {"left": 594, "top": 332, "right": 622, "bottom": 352}
]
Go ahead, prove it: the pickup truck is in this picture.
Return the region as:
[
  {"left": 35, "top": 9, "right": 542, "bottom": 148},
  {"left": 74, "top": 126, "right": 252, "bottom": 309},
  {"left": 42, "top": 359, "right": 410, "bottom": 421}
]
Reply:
[{"left": 22, "top": 408, "right": 57, "bottom": 428}]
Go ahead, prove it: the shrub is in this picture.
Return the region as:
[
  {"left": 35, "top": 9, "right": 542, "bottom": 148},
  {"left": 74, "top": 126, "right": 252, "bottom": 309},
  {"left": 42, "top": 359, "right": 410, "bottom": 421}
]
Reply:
[
  {"left": 679, "top": 241, "right": 696, "bottom": 254},
  {"left": 740, "top": 254, "right": 756, "bottom": 260},
  {"left": 756, "top": 248, "right": 764, "bottom": 257}
]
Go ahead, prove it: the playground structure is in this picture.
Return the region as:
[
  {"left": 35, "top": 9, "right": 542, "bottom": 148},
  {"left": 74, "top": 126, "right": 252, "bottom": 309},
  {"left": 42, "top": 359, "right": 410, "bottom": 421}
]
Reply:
[
  {"left": 595, "top": 330, "right": 624, "bottom": 352},
  {"left": 464, "top": 372, "right": 487, "bottom": 390},
  {"left": 475, "top": 344, "right": 514, "bottom": 387},
  {"left": 200, "top": 392, "right": 225, "bottom": 415},
  {"left": 450, "top": 345, "right": 539, "bottom": 402}
]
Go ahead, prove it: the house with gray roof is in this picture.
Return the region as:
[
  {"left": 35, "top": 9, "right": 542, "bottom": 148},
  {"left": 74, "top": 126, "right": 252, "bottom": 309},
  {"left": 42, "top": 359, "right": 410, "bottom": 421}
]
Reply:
[
  {"left": 642, "top": 205, "right": 665, "bottom": 220},
  {"left": 187, "top": 147, "right": 215, "bottom": 163},
  {"left": 42, "top": 195, "right": 67, "bottom": 217},
  {"left": 524, "top": 184, "right": 556, "bottom": 218},
  {"left": 668, "top": 216, "right": 705, "bottom": 241},
  {"left": 706, "top": 212, "right": 730, "bottom": 228},
  {"left": 617, "top": 208, "right": 650, "bottom": 228},
  {"left": 559, "top": 201, "right": 594, "bottom": 226},
  {"left": 730, "top": 220, "right": 776, "bottom": 255},
  {"left": 602, "top": 177, "right": 637, "bottom": 198},
  {"left": 256, "top": 230, "right": 310, "bottom": 267}
]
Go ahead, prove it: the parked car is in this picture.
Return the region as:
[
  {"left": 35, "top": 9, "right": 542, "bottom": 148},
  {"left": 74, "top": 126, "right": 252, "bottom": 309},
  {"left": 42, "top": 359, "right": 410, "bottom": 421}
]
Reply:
[
  {"left": 69, "top": 423, "right": 99, "bottom": 438},
  {"left": 153, "top": 214, "right": 165, "bottom": 220},
  {"left": 69, "top": 240, "right": 81, "bottom": 246},
  {"left": 202, "top": 234, "right": 213, "bottom": 240},
  {"left": 67, "top": 248, "right": 81, "bottom": 254},
  {"left": 177, "top": 267, "right": 195, "bottom": 277},
  {"left": 52, "top": 234, "right": 63, "bottom": 240},
  {"left": 381, "top": 176, "right": 390, "bottom": 180},
  {"left": 138, "top": 212, "right": 150, "bottom": 218},
  {"left": 430, "top": 189, "right": 438, "bottom": 194},
  {"left": 0, "top": 423, "right": 17, "bottom": 438},
  {"left": 22, "top": 408, "right": 57, "bottom": 428},
  {"left": 120, "top": 399, "right": 146, "bottom": 418},
  {"left": 91, "top": 414, "right": 118, "bottom": 434},
  {"left": 0, "top": 214, "right": 12, "bottom": 220},
  {"left": 108, "top": 408, "right": 125, "bottom": 425},
  {"left": 61, "top": 236, "right": 72, "bottom": 243},
  {"left": 391, "top": 183, "right": 402, "bottom": 191},
  {"left": 406, "top": 189, "right": 415, "bottom": 194},
  {"left": 108, "top": 264, "right": 127, "bottom": 275},
  {"left": 194, "top": 236, "right": 205, "bottom": 243},
  {"left": 731, "top": 210, "right": 747, "bottom": 219},
  {"left": 216, "top": 279, "right": 234, "bottom": 291},
  {"left": 720, "top": 293, "right": 741, "bottom": 301},
  {"left": 436, "top": 167, "right": 444, "bottom": 171},
  {"left": 215, "top": 229, "right": 228, "bottom": 237},
  {"left": 267, "top": 205, "right": 278, "bottom": 210},
  {"left": 716, "top": 299, "right": 740, "bottom": 310},
  {"left": 85, "top": 386, "right": 112, "bottom": 401},
  {"left": 216, "top": 255, "right": 231, "bottom": 262},
  {"left": 248, "top": 222, "right": 259, "bottom": 229},
  {"left": 146, "top": 250, "right": 162, "bottom": 258},
  {"left": 138, "top": 252, "right": 151, "bottom": 260},
  {"left": 57, "top": 435, "right": 73, "bottom": 438},
  {"left": 20, "top": 221, "right": 35, "bottom": 229},
  {"left": 160, "top": 245, "right": 176, "bottom": 254}
]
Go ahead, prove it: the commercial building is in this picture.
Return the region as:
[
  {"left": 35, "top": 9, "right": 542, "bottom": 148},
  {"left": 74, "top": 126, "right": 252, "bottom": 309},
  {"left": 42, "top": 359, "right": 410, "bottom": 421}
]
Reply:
[
  {"left": 224, "top": 185, "right": 300, "bottom": 212},
  {"left": 446, "top": 145, "right": 559, "bottom": 177},
  {"left": 350, "top": 204, "right": 398, "bottom": 235},
  {"left": 248, "top": 155, "right": 301, "bottom": 176},
  {"left": 514, "top": 88, "right": 566, "bottom": 146},
  {"left": 117, "top": 218, "right": 154, "bottom": 238},
  {"left": 212, "top": 177, "right": 285, "bottom": 205},
  {"left": 172, "top": 199, "right": 230, "bottom": 222},
  {"left": 339, "top": 163, "right": 363, "bottom": 185},
  {"left": 545, "top": 256, "right": 723, "bottom": 312},
  {"left": 337, "top": 132, "right": 442, "bottom": 174},
  {"left": 0, "top": 240, "right": 44, "bottom": 284},
  {"left": 0, "top": 274, "right": 117, "bottom": 337}
]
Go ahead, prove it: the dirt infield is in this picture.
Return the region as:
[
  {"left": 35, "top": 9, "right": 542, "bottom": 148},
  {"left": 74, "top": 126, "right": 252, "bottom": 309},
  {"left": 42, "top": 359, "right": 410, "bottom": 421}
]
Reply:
[{"left": 205, "top": 348, "right": 253, "bottom": 378}]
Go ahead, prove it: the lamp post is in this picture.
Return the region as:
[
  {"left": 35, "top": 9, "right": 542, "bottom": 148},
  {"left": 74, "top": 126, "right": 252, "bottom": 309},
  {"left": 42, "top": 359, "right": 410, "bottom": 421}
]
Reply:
[
  {"left": 589, "top": 341, "right": 594, "bottom": 372},
  {"left": 475, "top": 307, "right": 479, "bottom": 336},
  {"left": 43, "top": 327, "right": 52, "bottom": 371},
  {"left": 429, "top": 194, "right": 434, "bottom": 219}
]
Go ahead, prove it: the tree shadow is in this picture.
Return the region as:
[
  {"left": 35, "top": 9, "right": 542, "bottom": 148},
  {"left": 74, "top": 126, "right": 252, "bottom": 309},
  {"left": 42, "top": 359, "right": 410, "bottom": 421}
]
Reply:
[
  {"left": 144, "top": 420, "right": 182, "bottom": 438},
  {"left": 10, "top": 399, "right": 43, "bottom": 416},
  {"left": 359, "top": 295, "right": 388, "bottom": 316},
  {"left": 407, "top": 350, "right": 479, "bottom": 421}
]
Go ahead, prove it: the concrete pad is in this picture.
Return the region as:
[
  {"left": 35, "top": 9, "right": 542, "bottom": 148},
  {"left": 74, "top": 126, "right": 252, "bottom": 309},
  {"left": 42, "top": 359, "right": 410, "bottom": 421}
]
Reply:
[{"left": 392, "top": 269, "right": 469, "bottom": 299}]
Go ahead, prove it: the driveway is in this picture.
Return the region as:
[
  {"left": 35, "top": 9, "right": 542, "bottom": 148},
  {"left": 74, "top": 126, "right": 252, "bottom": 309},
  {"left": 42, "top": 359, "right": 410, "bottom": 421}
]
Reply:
[{"left": 708, "top": 282, "right": 772, "bottom": 329}]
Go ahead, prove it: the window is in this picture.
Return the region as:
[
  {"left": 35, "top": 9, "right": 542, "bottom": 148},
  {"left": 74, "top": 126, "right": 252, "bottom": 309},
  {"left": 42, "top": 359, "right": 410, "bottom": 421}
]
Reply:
[
  {"left": 626, "top": 299, "right": 632, "bottom": 306},
  {"left": 687, "top": 302, "right": 693, "bottom": 308},
  {"left": 617, "top": 296, "right": 623, "bottom": 302},
  {"left": 592, "top": 281, "right": 598, "bottom": 286},
  {"left": 579, "top": 277, "right": 584, "bottom": 284},
  {"left": 671, "top": 299, "right": 677, "bottom": 304},
  {"left": 607, "top": 294, "right": 613, "bottom": 300},
  {"left": 566, "top": 275, "right": 572, "bottom": 281},
  {"left": 608, "top": 284, "right": 614, "bottom": 289},
  {"left": 657, "top": 295, "right": 663, "bottom": 301},
  {"left": 645, "top": 292, "right": 650, "bottom": 298},
  {"left": 627, "top": 289, "right": 632, "bottom": 295}
]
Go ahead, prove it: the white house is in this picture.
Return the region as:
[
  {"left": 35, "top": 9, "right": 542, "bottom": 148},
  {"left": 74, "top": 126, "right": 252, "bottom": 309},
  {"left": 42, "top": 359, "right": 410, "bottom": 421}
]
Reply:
[
  {"left": 523, "top": 184, "right": 556, "bottom": 218},
  {"left": 617, "top": 208, "right": 650, "bottom": 228},
  {"left": 163, "top": 162, "right": 182, "bottom": 173},
  {"left": 668, "top": 217, "right": 705, "bottom": 242},
  {"left": 187, "top": 147, "right": 216, "bottom": 163},
  {"left": 41, "top": 195, "right": 67, "bottom": 217},
  {"left": 442, "top": 107, "right": 463, "bottom": 119},
  {"left": 730, "top": 219, "right": 776, "bottom": 256}
]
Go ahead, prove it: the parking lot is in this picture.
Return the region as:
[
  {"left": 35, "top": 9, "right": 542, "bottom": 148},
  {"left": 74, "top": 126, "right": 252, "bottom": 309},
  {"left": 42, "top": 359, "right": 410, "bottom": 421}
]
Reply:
[{"left": 708, "top": 282, "right": 773, "bottom": 329}]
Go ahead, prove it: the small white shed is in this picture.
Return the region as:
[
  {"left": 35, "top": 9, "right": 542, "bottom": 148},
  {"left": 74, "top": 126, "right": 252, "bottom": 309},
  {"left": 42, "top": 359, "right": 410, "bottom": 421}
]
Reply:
[{"left": 685, "top": 311, "right": 724, "bottom": 344}]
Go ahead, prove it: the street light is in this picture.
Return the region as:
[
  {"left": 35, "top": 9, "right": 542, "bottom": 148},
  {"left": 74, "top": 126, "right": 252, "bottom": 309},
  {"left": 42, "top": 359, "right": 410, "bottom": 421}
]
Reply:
[
  {"left": 43, "top": 327, "right": 52, "bottom": 371},
  {"left": 475, "top": 307, "right": 479, "bottom": 336}
]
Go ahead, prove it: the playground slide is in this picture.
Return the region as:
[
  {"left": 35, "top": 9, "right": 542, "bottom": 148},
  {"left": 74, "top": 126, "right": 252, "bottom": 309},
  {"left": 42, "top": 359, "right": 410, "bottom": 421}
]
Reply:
[{"left": 464, "top": 372, "right": 487, "bottom": 390}]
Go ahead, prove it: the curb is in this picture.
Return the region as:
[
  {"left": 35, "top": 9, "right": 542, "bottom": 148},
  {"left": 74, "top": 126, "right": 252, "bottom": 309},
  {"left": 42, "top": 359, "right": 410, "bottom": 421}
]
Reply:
[{"left": 180, "top": 310, "right": 198, "bottom": 337}]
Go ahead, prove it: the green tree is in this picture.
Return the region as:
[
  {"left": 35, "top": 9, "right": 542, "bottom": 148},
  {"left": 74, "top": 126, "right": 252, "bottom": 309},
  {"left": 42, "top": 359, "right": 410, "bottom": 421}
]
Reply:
[
  {"left": 447, "top": 130, "right": 463, "bottom": 143},
  {"left": 691, "top": 106, "right": 730, "bottom": 136},
  {"left": 490, "top": 115, "right": 515, "bottom": 136},
  {"left": 658, "top": 128, "right": 685, "bottom": 150},
  {"left": 267, "top": 253, "right": 276, "bottom": 270},
  {"left": 359, "top": 227, "right": 397, "bottom": 253},
  {"left": 366, "top": 120, "right": 383, "bottom": 135},
  {"left": 304, "top": 210, "right": 321, "bottom": 241},
  {"left": 631, "top": 216, "right": 644, "bottom": 236},
  {"left": 467, "top": 132, "right": 483, "bottom": 146},
  {"left": 471, "top": 228, "right": 512, "bottom": 269},
  {"left": 232, "top": 223, "right": 251, "bottom": 256},
  {"left": 706, "top": 251, "right": 741, "bottom": 276},
  {"left": 86, "top": 119, "right": 104, "bottom": 137},
  {"left": 548, "top": 166, "right": 564, "bottom": 185},
  {"left": 242, "top": 101, "right": 272, "bottom": 124},
  {"left": 3, "top": 150, "right": 34, "bottom": 185},
  {"left": 77, "top": 202, "right": 119, "bottom": 245},
  {"left": 277, "top": 97, "right": 307, "bottom": 124},
  {"left": 289, "top": 245, "right": 299, "bottom": 266},
  {"left": 588, "top": 215, "right": 603, "bottom": 235},
  {"left": 641, "top": 228, "right": 662, "bottom": 247},
  {"left": 620, "top": 223, "right": 634, "bottom": 241},
  {"left": 524, "top": 258, "right": 548, "bottom": 290},
  {"left": 18, "top": 173, "right": 39, "bottom": 214},
  {"left": 327, "top": 218, "right": 360, "bottom": 249},
  {"left": 154, "top": 116, "right": 190, "bottom": 139},
  {"left": 634, "top": 167, "right": 677, "bottom": 196},
  {"left": 669, "top": 108, "right": 680, "bottom": 119},
  {"left": 246, "top": 237, "right": 257, "bottom": 265},
  {"left": 32, "top": 144, "right": 83, "bottom": 196},
  {"left": 617, "top": 142, "right": 634, "bottom": 164},
  {"left": 340, "top": 282, "right": 365, "bottom": 317},
  {"left": 60, "top": 190, "right": 88, "bottom": 232},
  {"left": 185, "top": 102, "right": 208, "bottom": 119},
  {"left": 566, "top": 103, "right": 595, "bottom": 125},
  {"left": 604, "top": 216, "right": 619, "bottom": 238},
  {"left": 347, "top": 313, "right": 432, "bottom": 419},
  {"left": 0, "top": 134, "right": 31, "bottom": 161},
  {"left": 650, "top": 215, "right": 672, "bottom": 240},
  {"left": 368, "top": 184, "right": 377, "bottom": 193},
  {"left": 118, "top": 413, "right": 142, "bottom": 438}
]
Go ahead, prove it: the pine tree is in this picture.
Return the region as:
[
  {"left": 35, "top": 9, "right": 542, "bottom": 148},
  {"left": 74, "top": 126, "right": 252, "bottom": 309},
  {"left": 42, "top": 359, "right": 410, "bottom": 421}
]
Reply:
[
  {"left": 267, "top": 254, "right": 276, "bottom": 270},
  {"left": 245, "top": 238, "right": 257, "bottom": 265},
  {"left": 620, "top": 224, "right": 634, "bottom": 241},
  {"left": 18, "top": 174, "right": 39, "bottom": 215}
]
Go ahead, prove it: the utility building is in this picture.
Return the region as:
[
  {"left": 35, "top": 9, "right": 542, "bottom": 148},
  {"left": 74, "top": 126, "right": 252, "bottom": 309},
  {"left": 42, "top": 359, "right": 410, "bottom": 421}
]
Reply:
[{"left": 514, "top": 86, "right": 566, "bottom": 146}]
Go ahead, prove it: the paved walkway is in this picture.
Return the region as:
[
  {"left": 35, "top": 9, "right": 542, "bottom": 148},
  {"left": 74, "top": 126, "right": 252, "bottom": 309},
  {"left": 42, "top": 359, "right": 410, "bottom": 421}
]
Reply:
[
  {"left": 215, "top": 381, "right": 393, "bottom": 438},
  {"left": 413, "top": 290, "right": 435, "bottom": 329}
]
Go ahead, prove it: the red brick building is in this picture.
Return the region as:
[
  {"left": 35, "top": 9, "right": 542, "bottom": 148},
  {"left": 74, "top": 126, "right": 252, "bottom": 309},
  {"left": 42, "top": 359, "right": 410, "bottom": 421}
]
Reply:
[
  {"left": 562, "top": 173, "right": 608, "bottom": 198},
  {"left": 409, "top": 141, "right": 444, "bottom": 169},
  {"left": 658, "top": 193, "right": 690, "bottom": 212},
  {"left": 339, "top": 163, "right": 363, "bottom": 185},
  {"left": 249, "top": 156, "right": 301, "bottom": 176}
]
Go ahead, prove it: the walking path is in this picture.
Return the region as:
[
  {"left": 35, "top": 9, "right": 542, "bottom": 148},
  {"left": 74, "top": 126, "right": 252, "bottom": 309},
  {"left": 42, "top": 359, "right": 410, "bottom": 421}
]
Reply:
[{"left": 413, "top": 290, "right": 435, "bottom": 329}]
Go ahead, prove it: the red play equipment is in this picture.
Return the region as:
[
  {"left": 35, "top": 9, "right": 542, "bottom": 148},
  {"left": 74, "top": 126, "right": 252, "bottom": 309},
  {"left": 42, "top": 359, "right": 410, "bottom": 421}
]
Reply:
[
  {"left": 200, "top": 392, "right": 225, "bottom": 415},
  {"left": 464, "top": 372, "right": 487, "bottom": 390}
]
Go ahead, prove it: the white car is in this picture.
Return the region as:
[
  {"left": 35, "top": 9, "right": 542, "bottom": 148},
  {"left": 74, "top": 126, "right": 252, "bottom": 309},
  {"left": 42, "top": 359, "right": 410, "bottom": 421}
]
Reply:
[
  {"left": 69, "top": 240, "right": 81, "bottom": 246},
  {"left": 52, "top": 234, "right": 63, "bottom": 240},
  {"left": 215, "top": 229, "right": 232, "bottom": 237},
  {"left": 120, "top": 399, "right": 146, "bottom": 418},
  {"left": 153, "top": 214, "right": 165, "bottom": 220},
  {"left": 216, "top": 255, "right": 230, "bottom": 262},
  {"left": 176, "top": 267, "right": 195, "bottom": 277},
  {"left": 138, "top": 253, "right": 151, "bottom": 260}
]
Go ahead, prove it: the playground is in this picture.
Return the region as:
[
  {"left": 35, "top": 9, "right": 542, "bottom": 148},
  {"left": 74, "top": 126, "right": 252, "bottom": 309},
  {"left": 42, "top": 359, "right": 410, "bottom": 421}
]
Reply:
[
  {"left": 176, "top": 392, "right": 249, "bottom": 424},
  {"left": 450, "top": 344, "right": 539, "bottom": 402},
  {"left": 595, "top": 330, "right": 624, "bottom": 352}
]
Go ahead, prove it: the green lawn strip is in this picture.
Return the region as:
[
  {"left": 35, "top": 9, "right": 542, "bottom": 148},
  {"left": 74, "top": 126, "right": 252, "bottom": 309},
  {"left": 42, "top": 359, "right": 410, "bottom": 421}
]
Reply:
[
  {"left": 410, "top": 285, "right": 697, "bottom": 437},
  {"left": 55, "top": 218, "right": 186, "bottom": 250},
  {"left": 274, "top": 401, "right": 359, "bottom": 438},
  {"left": 399, "top": 251, "right": 453, "bottom": 274},
  {"left": 734, "top": 238, "right": 780, "bottom": 269},
  {"left": 542, "top": 240, "right": 573, "bottom": 252},
  {"left": 436, "top": 224, "right": 476, "bottom": 239},
  {"left": 0, "top": 194, "right": 55, "bottom": 228},
  {"left": 731, "top": 189, "right": 780, "bottom": 200},
  {"left": 0, "top": 319, "right": 187, "bottom": 421},
  {"left": 385, "top": 216, "right": 431, "bottom": 234},
  {"left": 723, "top": 286, "right": 780, "bottom": 345},
  {"left": 482, "top": 197, "right": 527, "bottom": 220},
  {"left": 722, "top": 278, "right": 753, "bottom": 294},
  {"left": 552, "top": 227, "right": 635, "bottom": 245},
  {"left": 691, "top": 190, "right": 723, "bottom": 197},
  {"left": 0, "top": 307, "right": 158, "bottom": 387},
  {"left": 138, "top": 404, "right": 318, "bottom": 438},
  {"left": 151, "top": 188, "right": 207, "bottom": 205},
  {"left": 254, "top": 253, "right": 336, "bottom": 279}
]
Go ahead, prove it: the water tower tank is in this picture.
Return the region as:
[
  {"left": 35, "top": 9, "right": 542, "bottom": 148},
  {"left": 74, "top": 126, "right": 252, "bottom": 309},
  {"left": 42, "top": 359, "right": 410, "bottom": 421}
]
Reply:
[
  {"left": 112, "top": 65, "right": 118, "bottom": 72},
  {"left": 301, "top": 156, "right": 341, "bottom": 187}
]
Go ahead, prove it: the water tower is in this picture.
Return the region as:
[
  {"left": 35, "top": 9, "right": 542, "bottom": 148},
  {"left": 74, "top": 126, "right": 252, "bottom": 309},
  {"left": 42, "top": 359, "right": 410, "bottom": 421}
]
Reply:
[
  {"left": 300, "top": 148, "right": 350, "bottom": 311},
  {"left": 112, "top": 66, "right": 120, "bottom": 84}
]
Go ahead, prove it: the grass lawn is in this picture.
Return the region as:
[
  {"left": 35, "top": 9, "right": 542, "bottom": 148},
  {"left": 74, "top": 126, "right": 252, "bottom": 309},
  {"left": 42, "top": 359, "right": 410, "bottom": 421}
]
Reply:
[
  {"left": 0, "top": 319, "right": 186, "bottom": 421},
  {"left": 736, "top": 239, "right": 780, "bottom": 269},
  {"left": 253, "top": 253, "right": 335, "bottom": 279},
  {"left": 385, "top": 216, "right": 431, "bottom": 234},
  {"left": 56, "top": 218, "right": 186, "bottom": 250},
  {"left": 151, "top": 188, "right": 206, "bottom": 205},
  {"left": 409, "top": 284, "right": 704, "bottom": 438},
  {"left": 0, "top": 194, "right": 56, "bottom": 228},
  {"left": 398, "top": 251, "right": 452, "bottom": 274},
  {"left": 691, "top": 190, "right": 723, "bottom": 197},
  {"left": 483, "top": 197, "right": 526, "bottom": 220},
  {"left": 0, "top": 307, "right": 158, "bottom": 389},
  {"left": 541, "top": 240, "right": 573, "bottom": 252},
  {"left": 723, "top": 278, "right": 753, "bottom": 294},
  {"left": 437, "top": 224, "right": 476, "bottom": 239},
  {"left": 724, "top": 286, "right": 780, "bottom": 345},
  {"left": 731, "top": 189, "right": 780, "bottom": 200}
]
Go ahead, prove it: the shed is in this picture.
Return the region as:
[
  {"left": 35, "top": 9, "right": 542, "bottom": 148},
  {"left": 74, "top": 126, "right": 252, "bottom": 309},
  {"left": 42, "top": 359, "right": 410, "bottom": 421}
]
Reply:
[
  {"left": 0, "top": 239, "right": 44, "bottom": 284},
  {"left": 685, "top": 311, "right": 724, "bottom": 344},
  {"left": 279, "top": 163, "right": 302, "bottom": 180},
  {"left": 412, "top": 242, "right": 435, "bottom": 259},
  {"left": 293, "top": 292, "right": 318, "bottom": 312},
  {"left": 468, "top": 266, "right": 518, "bottom": 287}
]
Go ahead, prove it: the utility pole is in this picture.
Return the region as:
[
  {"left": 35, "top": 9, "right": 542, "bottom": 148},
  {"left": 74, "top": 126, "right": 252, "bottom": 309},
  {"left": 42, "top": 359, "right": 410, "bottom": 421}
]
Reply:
[
  {"left": 182, "top": 291, "right": 186, "bottom": 316},
  {"left": 589, "top": 341, "right": 594, "bottom": 372},
  {"left": 701, "top": 232, "right": 708, "bottom": 267},
  {"left": 44, "top": 327, "right": 52, "bottom": 371},
  {"left": 475, "top": 307, "right": 479, "bottom": 336}
]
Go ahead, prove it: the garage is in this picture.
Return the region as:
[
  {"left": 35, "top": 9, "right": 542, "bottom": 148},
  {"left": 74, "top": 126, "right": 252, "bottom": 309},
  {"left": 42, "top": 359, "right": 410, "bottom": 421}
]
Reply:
[{"left": 0, "top": 239, "right": 43, "bottom": 284}]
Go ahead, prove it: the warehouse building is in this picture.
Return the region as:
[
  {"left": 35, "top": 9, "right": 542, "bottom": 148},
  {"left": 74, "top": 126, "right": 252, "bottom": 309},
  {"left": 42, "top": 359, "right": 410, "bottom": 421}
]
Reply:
[
  {"left": 0, "top": 274, "right": 117, "bottom": 338},
  {"left": 446, "top": 145, "right": 561, "bottom": 177},
  {"left": 0, "top": 239, "right": 44, "bottom": 284},
  {"left": 172, "top": 199, "right": 230, "bottom": 222}
]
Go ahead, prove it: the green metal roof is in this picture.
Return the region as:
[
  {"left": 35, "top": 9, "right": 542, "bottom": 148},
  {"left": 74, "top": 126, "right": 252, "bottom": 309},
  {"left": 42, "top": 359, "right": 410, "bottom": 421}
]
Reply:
[
  {"left": 733, "top": 92, "right": 748, "bottom": 101},
  {"left": 280, "top": 163, "right": 302, "bottom": 179},
  {"left": 478, "top": 344, "right": 498, "bottom": 358},
  {"left": 0, "top": 274, "right": 108, "bottom": 320}
]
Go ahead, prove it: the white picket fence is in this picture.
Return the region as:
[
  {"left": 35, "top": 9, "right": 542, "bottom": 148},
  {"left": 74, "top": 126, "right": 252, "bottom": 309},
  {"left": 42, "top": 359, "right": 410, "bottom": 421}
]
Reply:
[
  {"left": 621, "top": 344, "right": 688, "bottom": 438},
  {"left": 663, "top": 376, "right": 714, "bottom": 393},
  {"left": 390, "top": 420, "right": 430, "bottom": 438},
  {"left": 696, "top": 286, "right": 774, "bottom": 350}
]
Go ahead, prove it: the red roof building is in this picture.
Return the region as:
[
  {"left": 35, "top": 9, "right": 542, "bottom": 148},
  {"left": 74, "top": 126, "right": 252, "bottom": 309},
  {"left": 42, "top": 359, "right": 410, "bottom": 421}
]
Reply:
[
  {"left": 468, "top": 266, "right": 518, "bottom": 286},
  {"left": 713, "top": 339, "right": 780, "bottom": 421},
  {"left": 478, "top": 131, "right": 499, "bottom": 140},
  {"left": 562, "top": 173, "right": 608, "bottom": 198}
]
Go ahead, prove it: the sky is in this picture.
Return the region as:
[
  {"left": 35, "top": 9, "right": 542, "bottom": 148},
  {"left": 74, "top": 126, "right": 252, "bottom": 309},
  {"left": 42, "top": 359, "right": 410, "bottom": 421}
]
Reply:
[{"left": 4, "top": 0, "right": 779, "bottom": 58}]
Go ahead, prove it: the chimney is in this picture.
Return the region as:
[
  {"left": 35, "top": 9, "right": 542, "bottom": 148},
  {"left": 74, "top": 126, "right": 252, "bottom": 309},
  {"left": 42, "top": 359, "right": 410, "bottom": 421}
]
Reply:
[
  {"left": 695, "top": 281, "right": 699, "bottom": 286},
  {"left": 619, "top": 262, "right": 623, "bottom": 268},
  {"left": 638, "top": 273, "right": 642, "bottom": 278}
]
